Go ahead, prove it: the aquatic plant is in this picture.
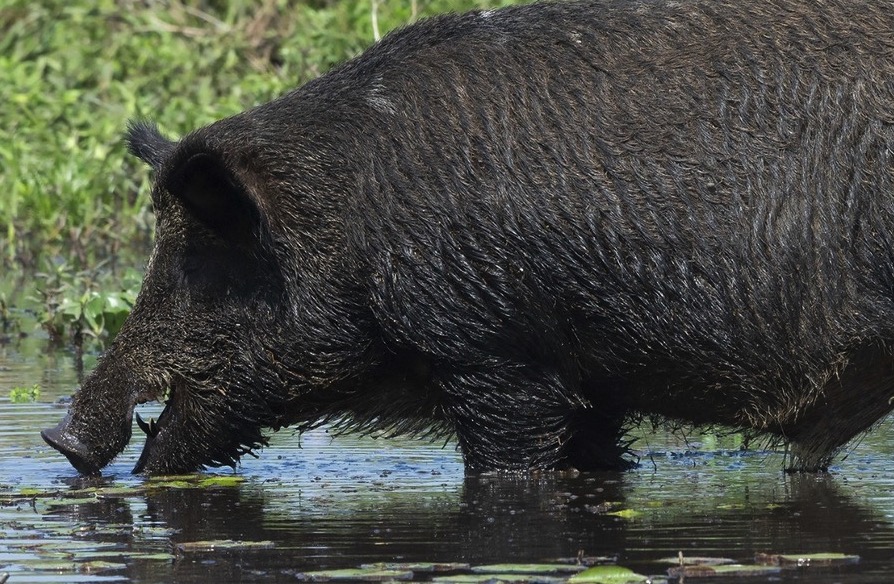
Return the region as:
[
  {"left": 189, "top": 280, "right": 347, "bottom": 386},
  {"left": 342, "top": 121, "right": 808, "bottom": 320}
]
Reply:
[{"left": 8, "top": 384, "right": 41, "bottom": 403}]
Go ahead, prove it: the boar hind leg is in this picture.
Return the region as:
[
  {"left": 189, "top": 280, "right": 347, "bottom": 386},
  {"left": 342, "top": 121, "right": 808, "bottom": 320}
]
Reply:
[
  {"left": 784, "top": 345, "right": 894, "bottom": 472},
  {"left": 439, "top": 367, "right": 629, "bottom": 472},
  {"left": 564, "top": 381, "right": 634, "bottom": 471}
]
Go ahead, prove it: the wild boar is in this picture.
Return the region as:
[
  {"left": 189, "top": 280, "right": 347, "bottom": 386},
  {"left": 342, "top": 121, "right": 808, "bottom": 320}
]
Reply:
[{"left": 43, "top": 0, "right": 894, "bottom": 475}]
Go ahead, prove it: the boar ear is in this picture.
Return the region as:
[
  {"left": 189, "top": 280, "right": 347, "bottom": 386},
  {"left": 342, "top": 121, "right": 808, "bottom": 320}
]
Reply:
[
  {"left": 125, "top": 121, "right": 174, "bottom": 171},
  {"left": 166, "top": 151, "right": 265, "bottom": 245}
]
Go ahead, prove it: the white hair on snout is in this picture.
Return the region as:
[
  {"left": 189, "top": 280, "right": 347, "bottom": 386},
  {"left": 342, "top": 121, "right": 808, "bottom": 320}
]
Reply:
[{"left": 366, "top": 74, "right": 396, "bottom": 115}]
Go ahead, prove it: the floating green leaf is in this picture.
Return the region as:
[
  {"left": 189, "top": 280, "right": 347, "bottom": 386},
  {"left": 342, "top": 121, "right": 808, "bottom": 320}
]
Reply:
[
  {"left": 132, "top": 552, "right": 177, "bottom": 561},
  {"left": 432, "top": 575, "right": 565, "bottom": 584},
  {"left": 360, "top": 562, "right": 470, "bottom": 572},
  {"left": 198, "top": 475, "right": 245, "bottom": 488},
  {"left": 95, "top": 486, "right": 147, "bottom": 498},
  {"left": 144, "top": 474, "right": 244, "bottom": 490},
  {"left": 553, "top": 557, "right": 617, "bottom": 567},
  {"left": 16, "top": 559, "right": 124, "bottom": 573},
  {"left": 606, "top": 509, "right": 641, "bottom": 520},
  {"left": 15, "top": 488, "right": 42, "bottom": 497},
  {"left": 569, "top": 565, "right": 649, "bottom": 583},
  {"left": 755, "top": 552, "right": 860, "bottom": 567},
  {"left": 76, "top": 560, "right": 128, "bottom": 573},
  {"left": 295, "top": 568, "right": 414, "bottom": 581},
  {"left": 173, "top": 539, "right": 275, "bottom": 554},
  {"left": 43, "top": 497, "right": 99, "bottom": 507},
  {"left": 149, "top": 480, "right": 193, "bottom": 489},
  {"left": 668, "top": 564, "right": 781, "bottom": 578},
  {"left": 658, "top": 555, "right": 735, "bottom": 566},
  {"left": 9, "top": 384, "right": 40, "bottom": 403},
  {"left": 471, "top": 564, "right": 585, "bottom": 575}
]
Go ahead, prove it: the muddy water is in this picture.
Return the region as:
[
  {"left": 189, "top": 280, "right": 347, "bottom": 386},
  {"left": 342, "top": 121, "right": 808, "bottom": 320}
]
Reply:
[{"left": 3, "top": 310, "right": 894, "bottom": 582}]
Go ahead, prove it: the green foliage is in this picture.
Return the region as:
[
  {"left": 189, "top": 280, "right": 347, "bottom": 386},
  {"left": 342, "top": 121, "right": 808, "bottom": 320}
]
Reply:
[
  {"left": 31, "top": 260, "right": 141, "bottom": 344},
  {"left": 1, "top": 0, "right": 521, "bottom": 268},
  {"left": 48, "top": 288, "right": 135, "bottom": 340},
  {"left": 9, "top": 384, "right": 41, "bottom": 403}
]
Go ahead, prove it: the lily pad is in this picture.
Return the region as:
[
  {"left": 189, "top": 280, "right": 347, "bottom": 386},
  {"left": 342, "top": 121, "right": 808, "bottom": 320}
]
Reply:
[
  {"left": 657, "top": 555, "right": 735, "bottom": 566},
  {"left": 553, "top": 557, "right": 617, "bottom": 567},
  {"left": 145, "top": 474, "right": 244, "bottom": 490},
  {"left": 149, "top": 480, "right": 194, "bottom": 489},
  {"left": 16, "top": 560, "right": 81, "bottom": 572},
  {"left": 17, "top": 559, "right": 125, "bottom": 573},
  {"left": 471, "top": 564, "right": 586, "bottom": 574},
  {"left": 606, "top": 509, "right": 641, "bottom": 520},
  {"left": 198, "top": 475, "right": 245, "bottom": 488},
  {"left": 755, "top": 552, "right": 860, "bottom": 567},
  {"left": 95, "top": 486, "right": 147, "bottom": 498},
  {"left": 294, "top": 568, "right": 414, "bottom": 581},
  {"left": 14, "top": 488, "right": 44, "bottom": 497},
  {"left": 21, "top": 541, "right": 122, "bottom": 553},
  {"left": 568, "top": 565, "right": 649, "bottom": 583},
  {"left": 432, "top": 575, "right": 565, "bottom": 584},
  {"left": 131, "top": 552, "right": 177, "bottom": 561},
  {"left": 668, "top": 564, "right": 781, "bottom": 578},
  {"left": 360, "top": 562, "right": 470, "bottom": 572},
  {"left": 147, "top": 474, "right": 199, "bottom": 483},
  {"left": 43, "top": 497, "right": 100, "bottom": 507},
  {"left": 0, "top": 485, "right": 134, "bottom": 504},
  {"left": 76, "top": 560, "right": 128, "bottom": 573},
  {"left": 173, "top": 539, "right": 275, "bottom": 554}
]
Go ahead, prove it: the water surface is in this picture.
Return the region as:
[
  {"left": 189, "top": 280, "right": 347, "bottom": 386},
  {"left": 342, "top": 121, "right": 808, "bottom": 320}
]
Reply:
[{"left": 2, "top": 309, "right": 894, "bottom": 583}]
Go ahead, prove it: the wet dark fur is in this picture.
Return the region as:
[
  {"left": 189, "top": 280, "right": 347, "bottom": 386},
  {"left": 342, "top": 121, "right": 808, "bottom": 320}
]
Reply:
[{"left": 46, "top": 0, "right": 894, "bottom": 475}]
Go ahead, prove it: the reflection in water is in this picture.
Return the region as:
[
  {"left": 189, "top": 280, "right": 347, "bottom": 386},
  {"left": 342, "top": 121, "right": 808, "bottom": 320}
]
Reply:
[
  {"left": 2, "top": 320, "right": 894, "bottom": 582},
  {"left": 13, "top": 444, "right": 894, "bottom": 583}
]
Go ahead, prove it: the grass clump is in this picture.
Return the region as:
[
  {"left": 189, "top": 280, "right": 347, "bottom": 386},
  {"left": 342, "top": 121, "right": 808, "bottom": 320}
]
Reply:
[{"left": 1, "top": 0, "right": 519, "bottom": 270}]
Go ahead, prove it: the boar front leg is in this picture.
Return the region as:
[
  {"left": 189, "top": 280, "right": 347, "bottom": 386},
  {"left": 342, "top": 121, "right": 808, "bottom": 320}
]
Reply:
[{"left": 437, "top": 364, "right": 627, "bottom": 472}]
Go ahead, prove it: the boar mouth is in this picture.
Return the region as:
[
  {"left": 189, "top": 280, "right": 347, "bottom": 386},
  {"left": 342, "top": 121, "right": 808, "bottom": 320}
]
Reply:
[{"left": 42, "top": 357, "right": 174, "bottom": 476}]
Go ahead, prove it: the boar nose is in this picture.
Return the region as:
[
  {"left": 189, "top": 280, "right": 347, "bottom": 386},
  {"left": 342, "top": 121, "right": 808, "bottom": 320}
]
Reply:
[{"left": 41, "top": 415, "right": 101, "bottom": 476}]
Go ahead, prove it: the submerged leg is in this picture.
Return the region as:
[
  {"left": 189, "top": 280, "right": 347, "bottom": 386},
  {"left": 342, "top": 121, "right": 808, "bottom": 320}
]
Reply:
[
  {"left": 782, "top": 345, "right": 894, "bottom": 471},
  {"left": 564, "top": 381, "right": 634, "bottom": 471},
  {"left": 437, "top": 365, "right": 631, "bottom": 471}
]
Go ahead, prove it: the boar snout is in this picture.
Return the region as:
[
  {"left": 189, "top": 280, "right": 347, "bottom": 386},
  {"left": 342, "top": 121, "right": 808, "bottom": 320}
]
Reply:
[
  {"left": 41, "top": 413, "right": 114, "bottom": 476},
  {"left": 42, "top": 353, "right": 143, "bottom": 475}
]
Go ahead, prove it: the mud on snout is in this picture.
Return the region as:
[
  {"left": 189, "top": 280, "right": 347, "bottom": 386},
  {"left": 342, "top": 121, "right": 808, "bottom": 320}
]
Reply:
[
  {"left": 43, "top": 364, "right": 275, "bottom": 476},
  {"left": 40, "top": 354, "right": 172, "bottom": 475}
]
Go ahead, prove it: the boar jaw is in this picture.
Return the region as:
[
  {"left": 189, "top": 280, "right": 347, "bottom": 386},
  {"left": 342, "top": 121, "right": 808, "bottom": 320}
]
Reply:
[{"left": 129, "top": 380, "right": 274, "bottom": 475}]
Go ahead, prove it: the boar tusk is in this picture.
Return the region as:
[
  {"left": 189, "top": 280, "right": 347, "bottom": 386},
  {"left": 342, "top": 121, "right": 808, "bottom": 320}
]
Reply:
[
  {"left": 135, "top": 412, "right": 159, "bottom": 438},
  {"left": 136, "top": 412, "right": 148, "bottom": 435}
]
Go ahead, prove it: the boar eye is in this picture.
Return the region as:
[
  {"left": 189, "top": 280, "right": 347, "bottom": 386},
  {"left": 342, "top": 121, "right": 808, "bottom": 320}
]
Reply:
[
  {"left": 178, "top": 256, "right": 229, "bottom": 298},
  {"left": 176, "top": 244, "right": 260, "bottom": 299}
]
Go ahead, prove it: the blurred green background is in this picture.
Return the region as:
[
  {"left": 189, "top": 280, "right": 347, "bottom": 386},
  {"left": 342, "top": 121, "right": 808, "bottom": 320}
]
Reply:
[{"left": 1, "top": 0, "right": 520, "bottom": 270}]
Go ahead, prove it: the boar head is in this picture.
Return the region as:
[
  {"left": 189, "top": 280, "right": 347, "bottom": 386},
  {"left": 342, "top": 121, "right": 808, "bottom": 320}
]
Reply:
[{"left": 42, "top": 119, "right": 363, "bottom": 475}]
